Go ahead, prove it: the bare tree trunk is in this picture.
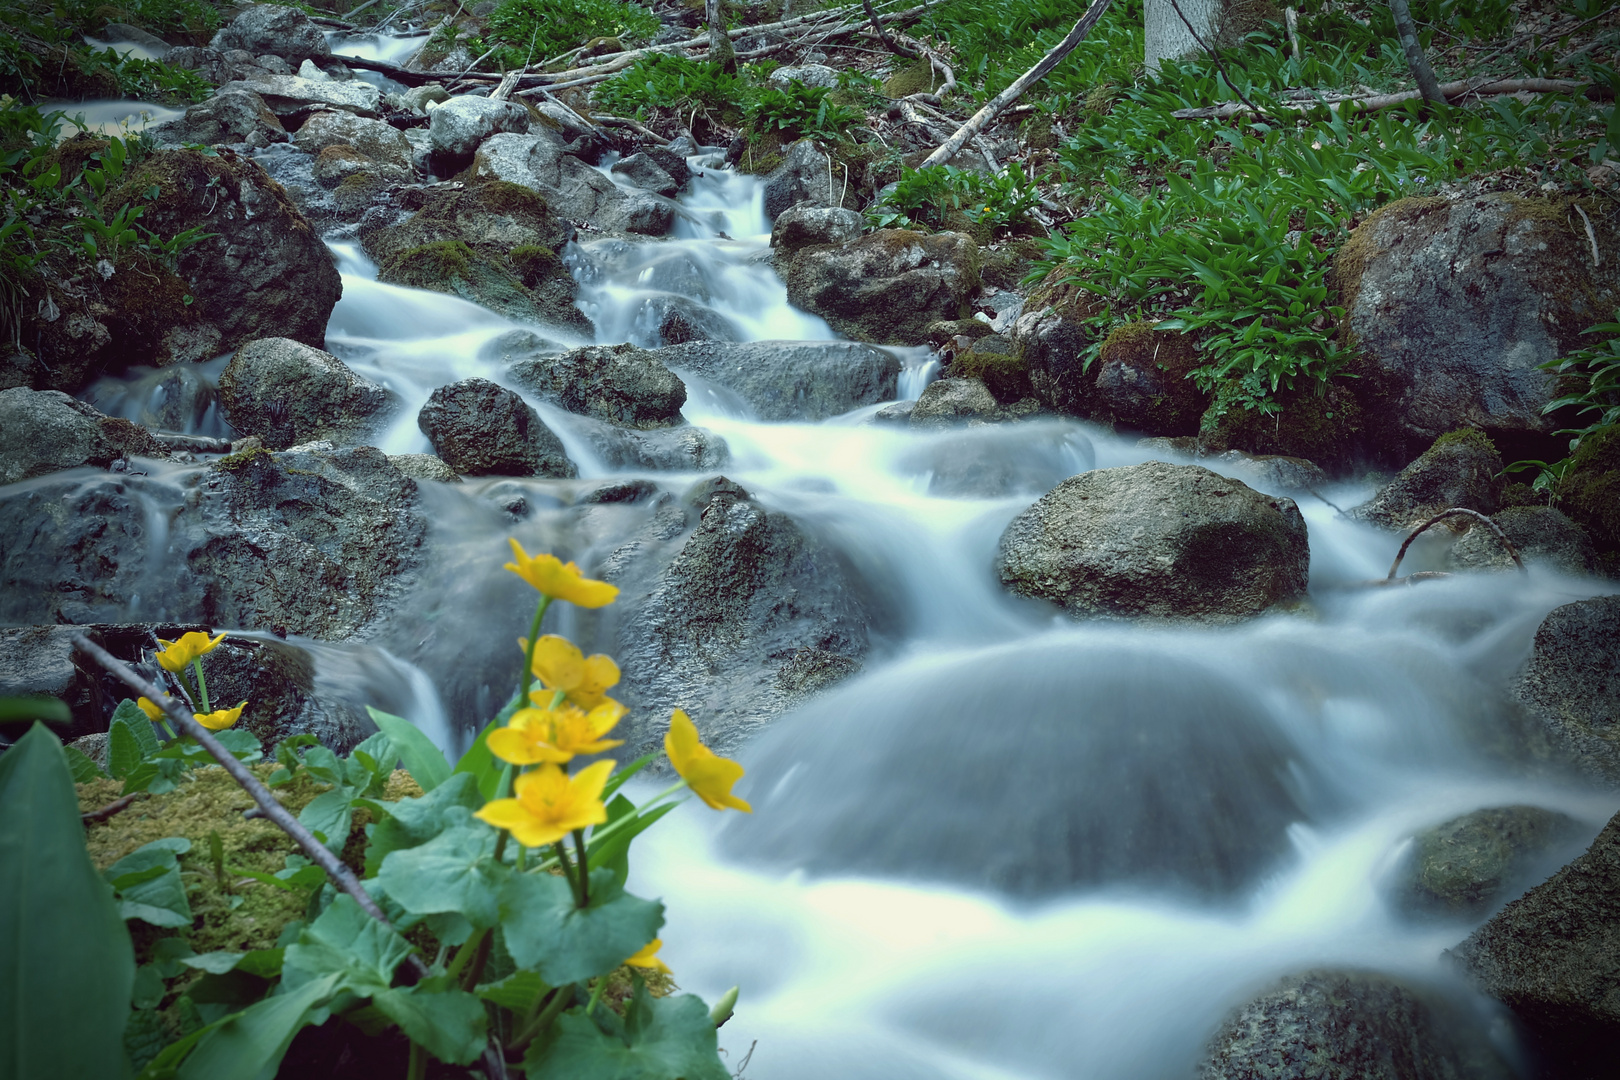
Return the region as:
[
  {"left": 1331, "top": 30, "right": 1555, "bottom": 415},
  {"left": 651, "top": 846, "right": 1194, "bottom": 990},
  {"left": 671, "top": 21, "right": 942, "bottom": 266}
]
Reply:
[
  {"left": 707, "top": 0, "right": 737, "bottom": 71},
  {"left": 1388, "top": 0, "right": 1445, "bottom": 105},
  {"left": 1145, "top": 0, "right": 1219, "bottom": 72}
]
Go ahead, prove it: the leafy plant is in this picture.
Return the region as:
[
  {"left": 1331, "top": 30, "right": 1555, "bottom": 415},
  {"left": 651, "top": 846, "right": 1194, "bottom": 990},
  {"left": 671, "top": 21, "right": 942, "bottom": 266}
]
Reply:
[
  {"left": 482, "top": 0, "right": 660, "bottom": 71},
  {"left": 871, "top": 163, "right": 1042, "bottom": 232},
  {"left": 593, "top": 53, "right": 749, "bottom": 122},
  {"left": 1507, "top": 311, "right": 1620, "bottom": 490},
  {"left": 743, "top": 81, "right": 866, "bottom": 143}
]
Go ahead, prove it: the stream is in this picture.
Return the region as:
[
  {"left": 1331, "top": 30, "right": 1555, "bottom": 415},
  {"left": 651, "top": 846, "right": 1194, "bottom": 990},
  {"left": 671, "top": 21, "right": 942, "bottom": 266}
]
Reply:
[{"left": 77, "top": 94, "right": 1620, "bottom": 1078}]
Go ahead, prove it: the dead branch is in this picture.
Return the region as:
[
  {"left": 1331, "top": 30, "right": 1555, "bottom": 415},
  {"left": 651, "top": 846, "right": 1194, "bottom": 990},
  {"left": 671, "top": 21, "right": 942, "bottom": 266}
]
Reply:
[
  {"left": 82, "top": 793, "right": 142, "bottom": 823},
  {"left": 1386, "top": 508, "right": 1523, "bottom": 581},
  {"left": 1170, "top": 77, "right": 1606, "bottom": 119},
  {"left": 863, "top": 0, "right": 918, "bottom": 57}
]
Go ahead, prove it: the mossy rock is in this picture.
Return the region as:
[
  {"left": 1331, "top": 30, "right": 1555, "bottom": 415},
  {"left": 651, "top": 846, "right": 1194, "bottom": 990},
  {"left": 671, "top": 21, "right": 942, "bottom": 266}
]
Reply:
[
  {"left": 882, "top": 57, "right": 944, "bottom": 99},
  {"left": 954, "top": 344, "right": 1032, "bottom": 404},
  {"left": 736, "top": 125, "right": 786, "bottom": 176},
  {"left": 1557, "top": 424, "right": 1620, "bottom": 569},
  {"left": 940, "top": 209, "right": 993, "bottom": 247},
  {"left": 1094, "top": 321, "right": 1208, "bottom": 437},
  {"left": 1203, "top": 378, "right": 1365, "bottom": 473}
]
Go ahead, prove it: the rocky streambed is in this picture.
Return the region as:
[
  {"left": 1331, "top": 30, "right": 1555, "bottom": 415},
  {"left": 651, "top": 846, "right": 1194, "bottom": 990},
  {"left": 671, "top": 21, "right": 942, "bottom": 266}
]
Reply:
[{"left": 5, "top": 5, "right": 1620, "bottom": 1078}]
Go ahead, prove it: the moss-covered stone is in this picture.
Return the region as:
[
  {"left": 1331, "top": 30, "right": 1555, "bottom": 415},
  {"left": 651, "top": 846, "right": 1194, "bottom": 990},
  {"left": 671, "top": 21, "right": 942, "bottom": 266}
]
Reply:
[
  {"left": 882, "top": 57, "right": 944, "bottom": 99},
  {"left": 1557, "top": 424, "right": 1620, "bottom": 571},
  {"left": 1395, "top": 805, "right": 1584, "bottom": 920},
  {"left": 953, "top": 344, "right": 1032, "bottom": 404},
  {"left": 1202, "top": 378, "right": 1365, "bottom": 473},
  {"left": 1093, "top": 321, "right": 1208, "bottom": 436}
]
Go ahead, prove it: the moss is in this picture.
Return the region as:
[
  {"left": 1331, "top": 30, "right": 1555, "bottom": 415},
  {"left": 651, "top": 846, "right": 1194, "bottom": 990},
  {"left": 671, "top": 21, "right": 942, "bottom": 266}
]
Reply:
[
  {"left": 954, "top": 347, "right": 1031, "bottom": 403},
  {"left": 508, "top": 242, "right": 562, "bottom": 287},
  {"left": 940, "top": 209, "right": 992, "bottom": 246},
  {"left": 1556, "top": 424, "right": 1620, "bottom": 561},
  {"left": 738, "top": 125, "right": 786, "bottom": 176},
  {"left": 213, "top": 444, "right": 275, "bottom": 472},
  {"left": 1432, "top": 427, "right": 1498, "bottom": 454},
  {"left": 388, "top": 239, "right": 476, "bottom": 285},
  {"left": 1020, "top": 116, "right": 1059, "bottom": 150},
  {"left": 1204, "top": 378, "right": 1364, "bottom": 470},
  {"left": 881, "top": 57, "right": 942, "bottom": 99},
  {"left": 1328, "top": 196, "right": 1449, "bottom": 322}
]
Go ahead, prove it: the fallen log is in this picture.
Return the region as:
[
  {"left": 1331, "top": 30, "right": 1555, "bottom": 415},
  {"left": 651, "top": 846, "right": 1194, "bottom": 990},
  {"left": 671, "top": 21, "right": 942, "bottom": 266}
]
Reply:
[{"left": 1171, "top": 77, "right": 1607, "bottom": 120}]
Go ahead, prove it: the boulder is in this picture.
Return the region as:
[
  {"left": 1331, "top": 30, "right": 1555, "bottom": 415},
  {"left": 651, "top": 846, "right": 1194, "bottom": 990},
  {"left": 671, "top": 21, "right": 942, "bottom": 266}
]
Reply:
[
  {"left": 778, "top": 229, "right": 980, "bottom": 346},
  {"left": 220, "top": 74, "right": 381, "bottom": 118},
  {"left": 1334, "top": 194, "right": 1620, "bottom": 463},
  {"left": 995, "top": 462, "right": 1311, "bottom": 622},
  {"left": 507, "top": 343, "right": 686, "bottom": 427},
  {"left": 387, "top": 453, "right": 462, "bottom": 483},
  {"left": 1448, "top": 505, "right": 1597, "bottom": 575},
  {"left": 1555, "top": 424, "right": 1620, "bottom": 570},
  {"left": 428, "top": 95, "right": 531, "bottom": 159},
  {"left": 146, "top": 88, "right": 288, "bottom": 149},
  {"left": 1511, "top": 595, "right": 1620, "bottom": 784},
  {"left": 1008, "top": 282, "right": 1105, "bottom": 417},
  {"left": 1203, "top": 450, "right": 1329, "bottom": 495},
  {"left": 762, "top": 139, "right": 837, "bottom": 223},
  {"left": 909, "top": 377, "right": 1002, "bottom": 426},
  {"left": 473, "top": 132, "right": 675, "bottom": 236},
  {"left": 210, "top": 5, "right": 331, "bottom": 64},
  {"left": 946, "top": 336, "right": 1035, "bottom": 405},
  {"left": 1091, "top": 320, "right": 1208, "bottom": 436},
  {"left": 0, "top": 388, "right": 164, "bottom": 484},
  {"left": 769, "top": 64, "right": 839, "bottom": 89},
  {"left": 656, "top": 340, "right": 900, "bottom": 421},
  {"left": 104, "top": 148, "right": 341, "bottom": 356},
  {"left": 310, "top": 145, "right": 398, "bottom": 188},
  {"left": 165, "top": 45, "right": 253, "bottom": 85},
  {"left": 1200, "top": 970, "right": 1512, "bottom": 1080},
  {"left": 1394, "top": 806, "right": 1585, "bottom": 920},
  {"left": 610, "top": 153, "right": 679, "bottom": 197},
  {"left": 218, "top": 338, "right": 398, "bottom": 450},
  {"left": 291, "top": 110, "right": 413, "bottom": 168},
  {"left": 1350, "top": 429, "right": 1503, "bottom": 531},
  {"left": 561, "top": 415, "right": 729, "bottom": 471},
  {"left": 770, "top": 205, "right": 865, "bottom": 251},
  {"left": 416, "top": 378, "right": 575, "bottom": 477},
  {"left": 1450, "top": 807, "right": 1620, "bottom": 1072}
]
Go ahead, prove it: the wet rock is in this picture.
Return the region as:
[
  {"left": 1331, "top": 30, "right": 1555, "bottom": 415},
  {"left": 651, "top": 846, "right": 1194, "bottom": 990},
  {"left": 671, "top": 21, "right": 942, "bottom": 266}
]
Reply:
[
  {"left": 0, "top": 388, "right": 163, "bottom": 484},
  {"left": 507, "top": 343, "right": 686, "bottom": 428},
  {"left": 211, "top": 5, "right": 331, "bottom": 64},
  {"left": 428, "top": 95, "right": 531, "bottom": 159},
  {"left": 387, "top": 453, "right": 462, "bottom": 483},
  {"left": 220, "top": 73, "right": 381, "bottom": 118},
  {"left": 996, "top": 462, "right": 1311, "bottom": 622},
  {"left": 657, "top": 340, "right": 900, "bottom": 421},
  {"left": 203, "top": 636, "right": 373, "bottom": 752},
  {"left": 778, "top": 229, "right": 979, "bottom": 346},
  {"left": 1334, "top": 194, "right": 1620, "bottom": 463},
  {"left": 1555, "top": 424, "right": 1620, "bottom": 571},
  {"left": 610, "top": 153, "right": 679, "bottom": 197},
  {"left": 218, "top": 338, "right": 398, "bottom": 450},
  {"left": 1200, "top": 970, "right": 1512, "bottom": 1080},
  {"left": 909, "top": 377, "right": 1002, "bottom": 426},
  {"left": 903, "top": 423, "right": 1096, "bottom": 499},
  {"left": 1511, "top": 595, "right": 1620, "bottom": 785},
  {"left": 770, "top": 205, "right": 865, "bottom": 251},
  {"left": 0, "top": 626, "right": 100, "bottom": 740},
  {"left": 417, "top": 378, "right": 576, "bottom": 478},
  {"left": 579, "top": 478, "right": 660, "bottom": 504},
  {"left": 1008, "top": 284, "right": 1105, "bottom": 417},
  {"left": 1450, "top": 807, "right": 1620, "bottom": 1072},
  {"left": 1350, "top": 429, "right": 1503, "bottom": 531},
  {"left": 870, "top": 401, "right": 914, "bottom": 425},
  {"left": 1393, "top": 805, "right": 1585, "bottom": 920},
  {"left": 291, "top": 110, "right": 413, "bottom": 168},
  {"left": 104, "top": 148, "right": 341, "bottom": 356},
  {"left": 146, "top": 88, "right": 288, "bottom": 149},
  {"left": 562, "top": 415, "right": 729, "bottom": 471},
  {"left": 770, "top": 63, "right": 839, "bottom": 89},
  {"left": 472, "top": 132, "right": 676, "bottom": 237},
  {"left": 1449, "top": 506, "right": 1597, "bottom": 575},
  {"left": 165, "top": 45, "right": 248, "bottom": 84},
  {"left": 1202, "top": 450, "right": 1330, "bottom": 495},
  {"left": 762, "top": 139, "right": 837, "bottom": 223},
  {"left": 653, "top": 299, "right": 737, "bottom": 346},
  {"left": 1092, "top": 320, "right": 1208, "bottom": 436}
]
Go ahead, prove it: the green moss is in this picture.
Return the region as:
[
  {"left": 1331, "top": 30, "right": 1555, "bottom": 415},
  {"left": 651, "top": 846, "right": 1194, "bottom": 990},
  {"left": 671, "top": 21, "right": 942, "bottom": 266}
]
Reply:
[
  {"left": 1432, "top": 427, "right": 1498, "bottom": 454},
  {"left": 389, "top": 239, "right": 476, "bottom": 285},
  {"left": 213, "top": 444, "right": 274, "bottom": 472},
  {"left": 881, "top": 57, "right": 942, "bottom": 99},
  {"left": 1556, "top": 423, "right": 1620, "bottom": 561},
  {"left": 738, "top": 125, "right": 785, "bottom": 176},
  {"left": 508, "top": 242, "right": 561, "bottom": 286}
]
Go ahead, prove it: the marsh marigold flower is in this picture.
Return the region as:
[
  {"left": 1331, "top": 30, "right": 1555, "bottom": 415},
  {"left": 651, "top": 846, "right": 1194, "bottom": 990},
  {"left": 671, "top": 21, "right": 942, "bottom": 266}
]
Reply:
[
  {"left": 475, "top": 760, "right": 614, "bottom": 848},
  {"left": 136, "top": 697, "right": 167, "bottom": 722},
  {"left": 664, "top": 709, "right": 751, "bottom": 813},
  {"left": 194, "top": 702, "right": 246, "bottom": 731},
  {"left": 155, "top": 631, "right": 226, "bottom": 673},
  {"left": 504, "top": 540, "right": 619, "bottom": 608},
  {"left": 624, "top": 938, "right": 672, "bottom": 974},
  {"left": 522, "top": 635, "right": 621, "bottom": 710},
  {"left": 488, "top": 700, "right": 626, "bottom": 765}
]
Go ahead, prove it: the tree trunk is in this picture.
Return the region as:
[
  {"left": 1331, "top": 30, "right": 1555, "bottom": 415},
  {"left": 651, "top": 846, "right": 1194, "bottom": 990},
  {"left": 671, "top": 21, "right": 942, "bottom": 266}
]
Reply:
[
  {"left": 706, "top": 0, "right": 736, "bottom": 72},
  {"left": 1388, "top": 0, "right": 1445, "bottom": 106},
  {"left": 1145, "top": 0, "right": 1221, "bottom": 72}
]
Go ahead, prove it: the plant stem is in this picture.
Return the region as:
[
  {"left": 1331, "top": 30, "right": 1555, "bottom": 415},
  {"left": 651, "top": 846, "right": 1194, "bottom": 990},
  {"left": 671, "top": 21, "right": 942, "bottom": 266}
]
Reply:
[
  {"left": 406, "top": 1039, "right": 426, "bottom": 1080},
  {"left": 190, "top": 658, "right": 210, "bottom": 713},
  {"left": 553, "top": 840, "right": 581, "bottom": 900},
  {"left": 510, "top": 985, "right": 576, "bottom": 1051},
  {"left": 460, "top": 926, "right": 494, "bottom": 990},
  {"left": 585, "top": 975, "right": 609, "bottom": 1015},
  {"left": 518, "top": 596, "right": 552, "bottom": 704},
  {"left": 446, "top": 927, "right": 490, "bottom": 983},
  {"left": 572, "top": 829, "right": 590, "bottom": 906}
]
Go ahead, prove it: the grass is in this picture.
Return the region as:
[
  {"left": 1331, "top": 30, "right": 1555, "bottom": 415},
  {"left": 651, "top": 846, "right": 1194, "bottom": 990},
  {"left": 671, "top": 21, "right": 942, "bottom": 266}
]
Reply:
[{"left": 478, "top": 0, "right": 661, "bottom": 71}]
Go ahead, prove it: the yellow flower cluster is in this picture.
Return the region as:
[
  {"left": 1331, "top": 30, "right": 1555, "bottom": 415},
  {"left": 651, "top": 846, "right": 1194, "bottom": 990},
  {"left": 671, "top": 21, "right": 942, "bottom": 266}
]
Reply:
[{"left": 154, "top": 631, "right": 225, "bottom": 673}]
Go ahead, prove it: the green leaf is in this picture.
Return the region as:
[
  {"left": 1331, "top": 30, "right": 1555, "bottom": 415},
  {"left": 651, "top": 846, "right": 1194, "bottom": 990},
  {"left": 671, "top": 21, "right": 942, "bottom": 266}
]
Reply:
[
  {"left": 176, "top": 972, "right": 341, "bottom": 1080},
  {"left": 364, "top": 771, "right": 483, "bottom": 875},
  {"left": 589, "top": 799, "right": 677, "bottom": 891},
  {"left": 372, "top": 986, "right": 487, "bottom": 1065},
  {"left": 601, "top": 753, "right": 657, "bottom": 801},
  {"left": 109, "top": 704, "right": 160, "bottom": 780},
  {"left": 64, "top": 743, "right": 109, "bottom": 781},
  {"left": 500, "top": 869, "right": 664, "bottom": 986},
  {"left": 523, "top": 983, "right": 729, "bottom": 1080},
  {"left": 298, "top": 789, "right": 354, "bottom": 852},
  {"left": 107, "top": 837, "right": 193, "bottom": 928},
  {"left": 0, "top": 723, "right": 135, "bottom": 1079},
  {"left": 181, "top": 951, "right": 248, "bottom": 975},
  {"left": 366, "top": 707, "right": 451, "bottom": 792},
  {"left": 377, "top": 823, "right": 508, "bottom": 929},
  {"left": 453, "top": 691, "right": 521, "bottom": 800},
  {"left": 282, "top": 895, "right": 412, "bottom": 995},
  {"left": 0, "top": 695, "right": 71, "bottom": 724},
  {"left": 476, "top": 970, "right": 550, "bottom": 1014}
]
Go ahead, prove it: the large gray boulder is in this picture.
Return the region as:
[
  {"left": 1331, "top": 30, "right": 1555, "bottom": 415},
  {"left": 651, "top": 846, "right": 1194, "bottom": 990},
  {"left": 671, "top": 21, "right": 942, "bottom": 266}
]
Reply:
[
  {"left": 0, "top": 388, "right": 163, "bottom": 484},
  {"left": 996, "top": 462, "right": 1311, "bottom": 622},
  {"left": 1200, "top": 970, "right": 1512, "bottom": 1080},
  {"left": 1335, "top": 193, "right": 1620, "bottom": 462},
  {"left": 1511, "top": 595, "right": 1620, "bottom": 784},
  {"left": 770, "top": 205, "right": 864, "bottom": 251},
  {"left": 146, "top": 88, "right": 288, "bottom": 149},
  {"left": 762, "top": 139, "right": 837, "bottom": 223},
  {"left": 219, "top": 74, "right": 381, "bottom": 118},
  {"left": 428, "top": 95, "right": 532, "bottom": 158},
  {"left": 473, "top": 132, "right": 675, "bottom": 236},
  {"left": 508, "top": 343, "right": 686, "bottom": 428},
  {"left": 909, "top": 377, "right": 1002, "bottom": 426},
  {"left": 1350, "top": 429, "right": 1503, "bottom": 531},
  {"left": 778, "top": 229, "right": 980, "bottom": 346},
  {"left": 417, "top": 378, "right": 575, "bottom": 477},
  {"left": 292, "top": 110, "right": 413, "bottom": 168},
  {"left": 210, "top": 5, "right": 330, "bottom": 64},
  {"left": 1450, "top": 807, "right": 1620, "bottom": 1073},
  {"left": 218, "top": 338, "right": 399, "bottom": 450},
  {"left": 656, "top": 340, "right": 900, "bottom": 421},
  {"left": 1393, "top": 806, "right": 1585, "bottom": 920},
  {"left": 610, "top": 153, "right": 679, "bottom": 198}
]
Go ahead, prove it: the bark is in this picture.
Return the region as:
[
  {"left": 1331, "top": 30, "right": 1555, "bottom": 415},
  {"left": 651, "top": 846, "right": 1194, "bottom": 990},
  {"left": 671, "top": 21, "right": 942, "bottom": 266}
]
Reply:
[{"left": 1388, "top": 0, "right": 1445, "bottom": 106}]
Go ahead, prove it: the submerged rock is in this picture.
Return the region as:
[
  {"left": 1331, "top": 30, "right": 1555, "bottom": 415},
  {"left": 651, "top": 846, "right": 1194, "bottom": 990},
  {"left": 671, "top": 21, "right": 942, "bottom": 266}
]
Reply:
[
  {"left": 656, "top": 340, "right": 900, "bottom": 421},
  {"left": 1350, "top": 429, "right": 1503, "bottom": 531},
  {"left": 996, "top": 462, "right": 1311, "bottom": 622},
  {"left": 1511, "top": 595, "right": 1620, "bottom": 784},
  {"left": 560, "top": 415, "right": 729, "bottom": 471},
  {"left": 909, "top": 377, "right": 1002, "bottom": 426},
  {"left": 778, "top": 229, "right": 980, "bottom": 346},
  {"left": 508, "top": 343, "right": 686, "bottom": 428},
  {"left": 1393, "top": 805, "right": 1585, "bottom": 920},
  {"left": 0, "top": 388, "right": 163, "bottom": 484},
  {"left": 417, "top": 378, "right": 575, "bottom": 478},
  {"left": 218, "top": 338, "right": 398, "bottom": 450}
]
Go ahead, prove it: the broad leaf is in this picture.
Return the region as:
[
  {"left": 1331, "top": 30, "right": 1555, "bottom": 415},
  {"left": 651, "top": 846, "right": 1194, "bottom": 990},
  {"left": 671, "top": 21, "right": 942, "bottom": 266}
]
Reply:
[
  {"left": 523, "top": 984, "right": 729, "bottom": 1080},
  {"left": 176, "top": 972, "right": 341, "bottom": 1080},
  {"left": 500, "top": 869, "right": 664, "bottom": 986},
  {"left": 372, "top": 986, "right": 487, "bottom": 1065},
  {"left": 452, "top": 691, "right": 521, "bottom": 800},
  {"left": 476, "top": 970, "right": 550, "bottom": 1014},
  {"left": 282, "top": 895, "right": 412, "bottom": 995},
  {"left": 107, "top": 837, "right": 193, "bottom": 928},
  {"left": 64, "top": 743, "right": 109, "bottom": 781},
  {"left": 108, "top": 704, "right": 159, "bottom": 779},
  {"left": 298, "top": 789, "right": 354, "bottom": 852},
  {"left": 377, "top": 823, "right": 507, "bottom": 929},
  {"left": 364, "top": 771, "right": 482, "bottom": 875},
  {"left": 589, "top": 797, "right": 677, "bottom": 890},
  {"left": 0, "top": 723, "right": 134, "bottom": 1080},
  {"left": 367, "top": 707, "right": 451, "bottom": 792}
]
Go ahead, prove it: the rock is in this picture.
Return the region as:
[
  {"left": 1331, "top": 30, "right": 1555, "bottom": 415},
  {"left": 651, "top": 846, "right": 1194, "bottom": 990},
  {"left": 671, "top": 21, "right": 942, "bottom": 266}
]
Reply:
[
  {"left": 562, "top": 415, "right": 729, "bottom": 471},
  {"left": 1555, "top": 424, "right": 1620, "bottom": 569},
  {"left": 1334, "top": 194, "right": 1620, "bottom": 463},
  {"left": 361, "top": 178, "right": 588, "bottom": 333},
  {"left": 256, "top": 54, "right": 294, "bottom": 76},
  {"left": 220, "top": 74, "right": 381, "bottom": 118},
  {"left": 291, "top": 110, "right": 413, "bottom": 168},
  {"left": 311, "top": 145, "right": 392, "bottom": 189},
  {"left": 902, "top": 424, "right": 1096, "bottom": 499},
  {"left": 909, "top": 377, "right": 1002, "bottom": 426},
  {"left": 165, "top": 45, "right": 248, "bottom": 84},
  {"left": 0, "top": 626, "right": 102, "bottom": 741},
  {"left": 0, "top": 388, "right": 163, "bottom": 484},
  {"left": 471, "top": 132, "right": 676, "bottom": 237},
  {"left": 1200, "top": 970, "right": 1512, "bottom": 1080},
  {"left": 387, "top": 453, "right": 462, "bottom": 483},
  {"left": 996, "top": 462, "right": 1311, "bottom": 622},
  {"left": 610, "top": 153, "right": 679, "bottom": 197},
  {"left": 395, "top": 83, "right": 450, "bottom": 114},
  {"left": 428, "top": 95, "right": 531, "bottom": 159},
  {"left": 1449, "top": 807, "right": 1620, "bottom": 1072},
  {"left": 1511, "top": 595, "right": 1620, "bottom": 784},
  {"left": 416, "top": 378, "right": 576, "bottom": 478},
  {"left": 636, "top": 144, "right": 691, "bottom": 190},
  {"left": 770, "top": 205, "right": 865, "bottom": 251},
  {"left": 1449, "top": 506, "right": 1597, "bottom": 575},
  {"left": 211, "top": 5, "right": 331, "bottom": 64},
  {"left": 218, "top": 338, "right": 398, "bottom": 450},
  {"left": 99, "top": 22, "right": 173, "bottom": 58},
  {"left": 1350, "top": 429, "right": 1503, "bottom": 531},
  {"left": 769, "top": 63, "right": 839, "bottom": 89},
  {"left": 104, "top": 149, "right": 341, "bottom": 356},
  {"left": 146, "top": 88, "right": 288, "bottom": 149},
  {"left": 507, "top": 343, "right": 686, "bottom": 427},
  {"left": 1092, "top": 320, "right": 1208, "bottom": 436},
  {"left": 762, "top": 139, "right": 837, "bottom": 223},
  {"left": 1394, "top": 806, "right": 1585, "bottom": 920},
  {"left": 653, "top": 299, "right": 737, "bottom": 346},
  {"left": 1203, "top": 450, "right": 1329, "bottom": 494},
  {"left": 779, "top": 229, "right": 980, "bottom": 346},
  {"left": 530, "top": 99, "right": 600, "bottom": 144},
  {"left": 656, "top": 340, "right": 900, "bottom": 421},
  {"left": 1008, "top": 283, "right": 1107, "bottom": 416}
]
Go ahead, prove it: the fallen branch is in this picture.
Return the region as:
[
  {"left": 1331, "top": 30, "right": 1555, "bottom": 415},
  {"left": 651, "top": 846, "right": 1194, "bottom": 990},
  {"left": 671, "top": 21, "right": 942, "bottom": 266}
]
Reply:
[
  {"left": 1171, "top": 77, "right": 1606, "bottom": 119},
  {"left": 919, "top": 0, "right": 1113, "bottom": 168},
  {"left": 863, "top": 0, "right": 917, "bottom": 58},
  {"left": 1386, "top": 508, "right": 1524, "bottom": 581},
  {"left": 82, "top": 793, "right": 142, "bottom": 823}
]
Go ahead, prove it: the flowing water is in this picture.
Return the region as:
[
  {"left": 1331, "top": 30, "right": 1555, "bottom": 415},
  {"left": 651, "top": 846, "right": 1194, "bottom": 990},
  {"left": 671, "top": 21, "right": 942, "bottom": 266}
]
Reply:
[{"left": 79, "top": 129, "right": 1620, "bottom": 1078}]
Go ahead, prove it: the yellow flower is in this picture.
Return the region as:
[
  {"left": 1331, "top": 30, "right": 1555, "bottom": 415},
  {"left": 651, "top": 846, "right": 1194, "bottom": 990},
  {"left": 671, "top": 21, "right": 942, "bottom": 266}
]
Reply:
[
  {"left": 136, "top": 697, "right": 167, "bottom": 722},
  {"left": 504, "top": 540, "right": 619, "bottom": 608},
  {"left": 474, "top": 760, "right": 614, "bottom": 848},
  {"left": 664, "top": 710, "right": 751, "bottom": 813},
  {"left": 523, "top": 635, "right": 621, "bottom": 711},
  {"left": 624, "top": 938, "right": 672, "bottom": 975},
  {"left": 194, "top": 702, "right": 246, "bottom": 731},
  {"left": 488, "top": 701, "right": 626, "bottom": 765},
  {"left": 155, "top": 631, "right": 226, "bottom": 673}
]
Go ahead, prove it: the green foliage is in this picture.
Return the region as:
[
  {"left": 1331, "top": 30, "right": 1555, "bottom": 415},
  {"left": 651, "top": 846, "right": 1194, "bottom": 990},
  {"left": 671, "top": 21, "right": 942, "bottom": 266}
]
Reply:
[
  {"left": 1508, "top": 311, "right": 1620, "bottom": 490},
  {"left": 744, "top": 81, "right": 865, "bottom": 142},
  {"left": 0, "top": 0, "right": 215, "bottom": 103},
  {"left": 525, "top": 980, "right": 730, "bottom": 1080},
  {"left": 871, "top": 163, "right": 1041, "bottom": 232},
  {"left": 482, "top": 0, "right": 660, "bottom": 70}
]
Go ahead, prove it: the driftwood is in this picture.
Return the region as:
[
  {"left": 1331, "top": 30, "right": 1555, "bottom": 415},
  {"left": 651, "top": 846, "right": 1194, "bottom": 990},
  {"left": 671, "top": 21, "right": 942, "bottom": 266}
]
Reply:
[
  {"left": 919, "top": 0, "right": 1114, "bottom": 169},
  {"left": 1385, "top": 508, "right": 1524, "bottom": 581},
  {"left": 1171, "top": 77, "right": 1607, "bottom": 119}
]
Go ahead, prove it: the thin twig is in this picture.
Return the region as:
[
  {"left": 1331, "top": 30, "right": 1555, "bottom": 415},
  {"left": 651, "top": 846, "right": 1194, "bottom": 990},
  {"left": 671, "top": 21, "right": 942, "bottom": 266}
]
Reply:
[
  {"left": 1389, "top": 0, "right": 1445, "bottom": 106},
  {"left": 82, "top": 793, "right": 142, "bottom": 822},
  {"left": 1573, "top": 203, "right": 1601, "bottom": 268},
  {"left": 1386, "top": 508, "right": 1524, "bottom": 580},
  {"left": 863, "top": 0, "right": 917, "bottom": 57}
]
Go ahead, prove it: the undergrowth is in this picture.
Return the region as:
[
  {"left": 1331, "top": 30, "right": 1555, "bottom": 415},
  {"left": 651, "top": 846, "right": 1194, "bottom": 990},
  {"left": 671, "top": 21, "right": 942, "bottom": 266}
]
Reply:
[
  {"left": 478, "top": 0, "right": 661, "bottom": 71},
  {"left": 0, "top": 0, "right": 217, "bottom": 103}
]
